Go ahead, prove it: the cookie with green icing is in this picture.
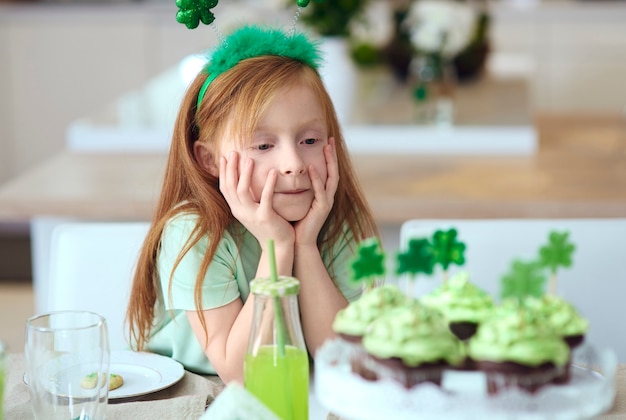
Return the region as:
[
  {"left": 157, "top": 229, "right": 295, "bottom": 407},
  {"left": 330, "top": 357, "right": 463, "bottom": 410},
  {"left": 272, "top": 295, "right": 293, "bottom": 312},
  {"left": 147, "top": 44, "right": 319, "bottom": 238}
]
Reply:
[{"left": 81, "top": 373, "right": 124, "bottom": 391}]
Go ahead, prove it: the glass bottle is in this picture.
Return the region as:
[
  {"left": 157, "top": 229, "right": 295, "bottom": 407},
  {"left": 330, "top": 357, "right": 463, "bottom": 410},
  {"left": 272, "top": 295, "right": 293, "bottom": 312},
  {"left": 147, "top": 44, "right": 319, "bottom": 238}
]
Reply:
[
  {"left": 244, "top": 276, "right": 309, "bottom": 420},
  {"left": 410, "top": 54, "right": 457, "bottom": 128}
]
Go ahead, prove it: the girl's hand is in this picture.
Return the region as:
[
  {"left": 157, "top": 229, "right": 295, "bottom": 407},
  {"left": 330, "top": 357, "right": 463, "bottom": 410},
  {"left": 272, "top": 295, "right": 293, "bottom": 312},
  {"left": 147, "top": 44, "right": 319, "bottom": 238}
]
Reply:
[
  {"left": 219, "top": 152, "right": 294, "bottom": 246},
  {"left": 293, "top": 138, "right": 339, "bottom": 246}
]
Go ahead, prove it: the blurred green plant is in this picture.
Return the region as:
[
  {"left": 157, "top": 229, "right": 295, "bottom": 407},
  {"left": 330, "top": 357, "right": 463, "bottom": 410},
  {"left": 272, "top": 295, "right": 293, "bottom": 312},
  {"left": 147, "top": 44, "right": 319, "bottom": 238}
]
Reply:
[{"left": 300, "top": 0, "right": 370, "bottom": 37}]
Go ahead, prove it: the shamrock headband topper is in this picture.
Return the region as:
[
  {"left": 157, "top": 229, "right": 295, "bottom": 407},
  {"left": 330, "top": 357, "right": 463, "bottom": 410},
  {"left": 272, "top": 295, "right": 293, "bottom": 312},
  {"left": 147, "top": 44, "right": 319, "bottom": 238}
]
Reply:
[
  {"left": 196, "top": 26, "right": 323, "bottom": 108},
  {"left": 175, "top": 0, "right": 321, "bottom": 109}
]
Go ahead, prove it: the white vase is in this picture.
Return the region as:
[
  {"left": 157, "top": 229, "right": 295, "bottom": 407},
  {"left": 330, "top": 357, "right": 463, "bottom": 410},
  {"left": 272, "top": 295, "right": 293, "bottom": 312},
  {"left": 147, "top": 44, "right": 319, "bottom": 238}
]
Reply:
[{"left": 317, "top": 37, "right": 357, "bottom": 126}]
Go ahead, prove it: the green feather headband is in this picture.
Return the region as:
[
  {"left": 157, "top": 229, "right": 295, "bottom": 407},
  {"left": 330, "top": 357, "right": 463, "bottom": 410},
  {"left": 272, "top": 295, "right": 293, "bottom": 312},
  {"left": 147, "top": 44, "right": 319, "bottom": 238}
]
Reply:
[{"left": 196, "top": 25, "right": 323, "bottom": 109}]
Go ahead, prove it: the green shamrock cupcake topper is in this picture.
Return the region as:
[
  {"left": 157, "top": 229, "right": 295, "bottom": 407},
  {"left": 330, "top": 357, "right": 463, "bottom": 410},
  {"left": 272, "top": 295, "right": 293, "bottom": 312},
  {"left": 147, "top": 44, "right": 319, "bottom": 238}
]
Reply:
[
  {"left": 431, "top": 228, "right": 466, "bottom": 283},
  {"left": 500, "top": 259, "right": 546, "bottom": 302},
  {"left": 396, "top": 238, "right": 435, "bottom": 277},
  {"left": 349, "top": 237, "right": 385, "bottom": 290},
  {"left": 396, "top": 237, "right": 435, "bottom": 296},
  {"left": 498, "top": 229, "right": 576, "bottom": 300},
  {"left": 538, "top": 230, "right": 575, "bottom": 295},
  {"left": 350, "top": 228, "right": 466, "bottom": 294}
]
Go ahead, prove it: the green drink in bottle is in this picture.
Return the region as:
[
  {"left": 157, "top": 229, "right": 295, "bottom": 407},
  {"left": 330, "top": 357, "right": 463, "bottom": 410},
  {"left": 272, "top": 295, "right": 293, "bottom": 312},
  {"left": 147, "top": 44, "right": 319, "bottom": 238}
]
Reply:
[
  {"left": 244, "top": 241, "right": 309, "bottom": 420},
  {"left": 244, "top": 345, "right": 309, "bottom": 419}
]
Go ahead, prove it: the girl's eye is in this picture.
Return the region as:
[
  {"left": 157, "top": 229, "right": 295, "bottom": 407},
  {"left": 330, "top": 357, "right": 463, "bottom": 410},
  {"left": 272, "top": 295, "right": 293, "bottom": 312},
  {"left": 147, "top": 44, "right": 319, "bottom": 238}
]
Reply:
[
  {"left": 254, "top": 143, "right": 271, "bottom": 151},
  {"left": 303, "top": 138, "right": 318, "bottom": 145}
]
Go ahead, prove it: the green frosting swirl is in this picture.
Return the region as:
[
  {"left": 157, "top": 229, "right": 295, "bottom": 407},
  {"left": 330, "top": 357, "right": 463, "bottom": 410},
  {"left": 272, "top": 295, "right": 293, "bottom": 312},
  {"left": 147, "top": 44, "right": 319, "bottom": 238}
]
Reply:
[
  {"left": 523, "top": 295, "right": 589, "bottom": 337},
  {"left": 362, "top": 302, "right": 464, "bottom": 367},
  {"left": 468, "top": 305, "right": 569, "bottom": 367},
  {"left": 332, "top": 284, "right": 408, "bottom": 337},
  {"left": 420, "top": 271, "right": 494, "bottom": 323}
]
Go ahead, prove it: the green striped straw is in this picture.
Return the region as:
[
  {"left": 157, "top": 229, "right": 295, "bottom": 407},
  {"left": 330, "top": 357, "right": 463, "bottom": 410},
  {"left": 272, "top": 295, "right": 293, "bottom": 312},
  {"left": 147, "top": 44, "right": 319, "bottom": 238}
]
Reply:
[{"left": 268, "top": 240, "right": 287, "bottom": 357}]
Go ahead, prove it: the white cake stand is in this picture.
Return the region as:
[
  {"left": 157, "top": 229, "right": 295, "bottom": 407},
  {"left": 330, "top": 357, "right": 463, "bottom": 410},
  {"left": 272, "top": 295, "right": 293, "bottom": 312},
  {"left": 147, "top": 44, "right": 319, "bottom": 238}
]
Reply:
[{"left": 315, "top": 339, "right": 617, "bottom": 420}]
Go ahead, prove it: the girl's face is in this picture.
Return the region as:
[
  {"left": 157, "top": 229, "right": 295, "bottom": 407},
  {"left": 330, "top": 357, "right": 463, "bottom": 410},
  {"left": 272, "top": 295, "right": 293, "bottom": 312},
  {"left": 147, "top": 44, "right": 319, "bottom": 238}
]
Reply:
[{"left": 219, "top": 83, "right": 329, "bottom": 222}]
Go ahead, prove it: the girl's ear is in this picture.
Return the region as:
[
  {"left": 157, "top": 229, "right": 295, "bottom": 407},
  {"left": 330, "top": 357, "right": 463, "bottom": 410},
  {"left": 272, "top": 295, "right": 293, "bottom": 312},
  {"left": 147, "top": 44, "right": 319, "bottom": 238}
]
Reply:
[{"left": 193, "top": 142, "right": 219, "bottom": 177}]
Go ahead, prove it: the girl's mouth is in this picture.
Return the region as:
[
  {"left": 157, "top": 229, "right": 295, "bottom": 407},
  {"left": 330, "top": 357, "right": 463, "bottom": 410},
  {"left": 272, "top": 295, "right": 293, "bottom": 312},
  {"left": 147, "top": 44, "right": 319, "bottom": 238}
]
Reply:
[{"left": 278, "top": 189, "right": 308, "bottom": 195}]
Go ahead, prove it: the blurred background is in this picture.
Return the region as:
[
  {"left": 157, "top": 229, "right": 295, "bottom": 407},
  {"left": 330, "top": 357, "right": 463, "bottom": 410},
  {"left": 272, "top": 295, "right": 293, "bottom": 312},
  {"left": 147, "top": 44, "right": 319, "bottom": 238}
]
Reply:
[
  {"left": 1, "top": 0, "right": 625, "bottom": 187},
  {"left": 1, "top": 0, "right": 625, "bottom": 352}
]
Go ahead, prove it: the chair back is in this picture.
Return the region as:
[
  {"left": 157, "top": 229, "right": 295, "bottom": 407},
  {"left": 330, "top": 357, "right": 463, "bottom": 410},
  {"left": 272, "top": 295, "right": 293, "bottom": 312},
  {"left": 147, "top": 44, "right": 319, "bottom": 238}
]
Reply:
[
  {"left": 47, "top": 221, "right": 150, "bottom": 351},
  {"left": 399, "top": 218, "right": 626, "bottom": 362}
]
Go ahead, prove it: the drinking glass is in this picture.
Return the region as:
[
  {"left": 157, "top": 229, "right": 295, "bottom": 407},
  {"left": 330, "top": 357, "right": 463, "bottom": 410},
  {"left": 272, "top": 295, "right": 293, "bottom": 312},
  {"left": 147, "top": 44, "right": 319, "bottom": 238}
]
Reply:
[
  {"left": 25, "top": 311, "right": 110, "bottom": 420},
  {"left": 0, "top": 339, "right": 6, "bottom": 420}
]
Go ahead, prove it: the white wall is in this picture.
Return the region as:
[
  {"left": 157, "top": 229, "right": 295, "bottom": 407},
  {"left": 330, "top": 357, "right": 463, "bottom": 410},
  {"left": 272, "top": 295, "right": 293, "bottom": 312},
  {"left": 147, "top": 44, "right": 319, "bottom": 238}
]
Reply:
[
  {"left": 490, "top": 2, "right": 626, "bottom": 114},
  {"left": 0, "top": 4, "right": 217, "bottom": 185}
]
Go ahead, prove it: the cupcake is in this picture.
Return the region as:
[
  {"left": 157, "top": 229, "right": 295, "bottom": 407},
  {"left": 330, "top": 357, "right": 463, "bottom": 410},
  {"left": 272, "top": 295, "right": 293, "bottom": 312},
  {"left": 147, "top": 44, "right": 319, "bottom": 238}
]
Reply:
[
  {"left": 420, "top": 271, "right": 495, "bottom": 341},
  {"left": 523, "top": 295, "right": 589, "bottom": 383},
  {"left": 361, "top": 301, "right": 464, "bottom": 388},
  {"left": 332, "top": 284, "right": 409, "bottom": 343},
  {"left": 332, "top": 284, "right": 409, "bottom": 381},
  {"left": 468, "top": 303, "right": 570, "bottom": 395}
]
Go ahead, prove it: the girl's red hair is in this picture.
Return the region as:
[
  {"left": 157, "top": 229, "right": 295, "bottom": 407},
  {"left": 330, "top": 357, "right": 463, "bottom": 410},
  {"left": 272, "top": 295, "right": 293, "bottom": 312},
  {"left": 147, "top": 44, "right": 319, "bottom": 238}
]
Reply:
[{"left": 126, "top": 55, "right": 378, "bottom": 351}]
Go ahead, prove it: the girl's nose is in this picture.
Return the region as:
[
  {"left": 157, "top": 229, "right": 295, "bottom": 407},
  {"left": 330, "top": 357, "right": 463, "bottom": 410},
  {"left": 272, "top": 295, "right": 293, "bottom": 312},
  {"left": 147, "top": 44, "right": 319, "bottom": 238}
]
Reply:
[{"left": 280, "top": 147, "right": 306, "bottom": 175}]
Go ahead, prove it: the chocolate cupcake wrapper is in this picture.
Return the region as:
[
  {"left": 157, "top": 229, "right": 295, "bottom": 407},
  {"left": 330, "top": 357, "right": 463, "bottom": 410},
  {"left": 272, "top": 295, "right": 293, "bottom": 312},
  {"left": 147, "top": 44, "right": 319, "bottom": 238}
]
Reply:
[{"left": 477, "top": 361, "right": 565, "bottom": 395}]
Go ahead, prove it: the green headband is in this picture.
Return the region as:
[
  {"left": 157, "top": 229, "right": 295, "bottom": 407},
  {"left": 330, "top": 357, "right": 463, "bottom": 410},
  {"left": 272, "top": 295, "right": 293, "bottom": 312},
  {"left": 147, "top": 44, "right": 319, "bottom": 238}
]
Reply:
[
  {"left": 195, "top": 25, "right": 323, "bottom": 109},
  {"left": 174, "top": 0, "right": 320, "bottom": 110}
]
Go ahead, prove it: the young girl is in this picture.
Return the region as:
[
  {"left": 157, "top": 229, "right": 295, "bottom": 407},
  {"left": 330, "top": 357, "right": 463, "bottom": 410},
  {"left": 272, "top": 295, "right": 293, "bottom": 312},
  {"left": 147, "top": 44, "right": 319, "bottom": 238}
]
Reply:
[{"left": 126, "top": 25, "right": 378, "bottom": 384}]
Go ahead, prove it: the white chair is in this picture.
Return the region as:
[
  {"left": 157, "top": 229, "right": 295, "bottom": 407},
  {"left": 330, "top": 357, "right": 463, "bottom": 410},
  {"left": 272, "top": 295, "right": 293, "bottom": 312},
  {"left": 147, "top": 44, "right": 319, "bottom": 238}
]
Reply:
[
  {"left": 399, "top": 218, "right": 626, "bottom": 362},
  {"left": 46, "top": 221, "right": 150, "bottom": 351}
]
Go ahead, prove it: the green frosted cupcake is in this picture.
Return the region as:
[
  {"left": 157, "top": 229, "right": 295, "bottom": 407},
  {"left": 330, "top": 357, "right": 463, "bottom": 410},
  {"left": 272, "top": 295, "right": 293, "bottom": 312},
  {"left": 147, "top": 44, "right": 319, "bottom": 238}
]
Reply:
[
  {"left": 332, "top": 284, "right": 410, "bottom": 382},
  {"left": 468, "top": 303, "right": 570, "bottom": 394},
  {"left": 522, "top": 295, "right": 589, "bottom": 384},
  {"left": 332, "top": 284, "right": 409, "bottom": 343},
  {"left": 420, "top": 271, "right": 495, "bottom": 340},
  {"left": 361, "top": 301, "right": 464, "bottom": 388},
  {"left": 523, "top": 295, "right": 588, "bottom": 346}
]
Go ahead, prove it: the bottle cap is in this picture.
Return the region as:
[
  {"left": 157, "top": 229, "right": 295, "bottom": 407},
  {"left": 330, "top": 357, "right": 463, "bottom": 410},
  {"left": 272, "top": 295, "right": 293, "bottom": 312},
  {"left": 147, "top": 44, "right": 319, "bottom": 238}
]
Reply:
[{"left": 250, "top": 276, "right": 300, "bottom": 297}]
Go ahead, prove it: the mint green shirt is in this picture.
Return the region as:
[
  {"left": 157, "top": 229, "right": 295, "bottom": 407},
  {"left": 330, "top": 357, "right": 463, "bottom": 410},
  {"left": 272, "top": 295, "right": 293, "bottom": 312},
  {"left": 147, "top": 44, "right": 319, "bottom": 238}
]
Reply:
[{"left": 147, "top": 212, "right": 363, "bottom": 374}]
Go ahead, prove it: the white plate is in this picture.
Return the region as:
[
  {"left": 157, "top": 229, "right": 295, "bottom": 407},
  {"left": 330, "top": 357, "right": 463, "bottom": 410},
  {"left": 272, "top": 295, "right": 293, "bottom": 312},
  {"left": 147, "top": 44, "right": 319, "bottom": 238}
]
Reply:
[
  {"left": 24, "top": 351, "right": 185, "bottom": 400},
  {"left": 108, "top": 351, "right": 185, "bottom": 400}
]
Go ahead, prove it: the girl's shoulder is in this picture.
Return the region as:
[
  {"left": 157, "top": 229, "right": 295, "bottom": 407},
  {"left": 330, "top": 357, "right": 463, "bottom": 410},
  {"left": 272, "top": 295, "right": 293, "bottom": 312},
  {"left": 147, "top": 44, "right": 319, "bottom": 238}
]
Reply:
[
  {"left": 165, "top": 210, "right": 199, "bottom": 225},
  {"left": 163, "top": 211, "right": 200, "bottom": 237},
  {"left": 163, "top": 210, "right": 251, "bottom": 246}
]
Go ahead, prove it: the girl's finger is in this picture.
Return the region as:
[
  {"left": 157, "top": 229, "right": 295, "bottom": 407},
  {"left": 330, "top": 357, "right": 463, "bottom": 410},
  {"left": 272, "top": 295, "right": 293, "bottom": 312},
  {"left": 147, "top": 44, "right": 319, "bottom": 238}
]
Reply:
[
  {"left": 258, "top": 169, "right": 277, "bottom": 212},
  {"left": 225, "top": 151, "right": 240, "bottom": 193},
  {"left": 308, "top": 165, "right": 326, "bottom": 205},
  {"left": 237, "top": 157, "right": 255, "bottom": 204},
  {"left": 218, "top": 155, "right": 235, "bottom": 201},
  {"left": 324, "top": 137, "right": 340, "bottom": 194}
]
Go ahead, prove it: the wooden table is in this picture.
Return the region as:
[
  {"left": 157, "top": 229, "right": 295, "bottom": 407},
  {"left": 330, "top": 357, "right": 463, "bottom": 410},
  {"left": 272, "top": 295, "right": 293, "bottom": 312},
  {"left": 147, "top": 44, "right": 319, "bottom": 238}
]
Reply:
[
  {"left": 0, "top": 114, "right": 624, "bottom": 225},
  {"left": 4, "top": 352, "right": 626, "bottom": 419},
  {"left": 3, "top": 352, "right": 331, "bottom": 419}
]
